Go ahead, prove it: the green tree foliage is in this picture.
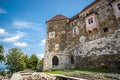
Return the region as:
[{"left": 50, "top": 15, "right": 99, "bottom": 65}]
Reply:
[
  {"left": 37, "top": 58, "right": 44, "bottom": 71},
  {"left": 0, "top": 70, "right": 6, "bottom": 76},
  {"left": 21, "top": 54, "right": 29, "bottom": 69},
  {"left": 28, "top": 54, "right": 38, "bottom": 70},
  {"left": 0, "top": 45, "right": 5, "bottom": 62},
  {"left": 6, "top": 48, "right": 26, "bottom": 73},
  {"left": 5, "top": 47, "right": 41, "bottom": 73}
]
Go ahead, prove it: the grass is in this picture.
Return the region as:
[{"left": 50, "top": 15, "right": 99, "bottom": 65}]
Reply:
[
  {"left": 70, "top": 67, "right": 116, "bottom": 73},
  {"left": 44, "top": 67, "right": 120, "bottom": 79},
  {"left": 45, "top": 67, "right": 116, "bottom": 74}
]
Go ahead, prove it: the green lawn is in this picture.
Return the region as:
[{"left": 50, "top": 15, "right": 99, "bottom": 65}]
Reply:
[{"left": 44, "top": 68, "right": 120, "bottom": 79}]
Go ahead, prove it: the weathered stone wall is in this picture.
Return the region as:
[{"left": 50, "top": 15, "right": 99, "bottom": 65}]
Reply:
[
  {"left": 46, "top": 20, "right": 68, "bottom": 52},
  {"left": 66, "top": 0, "right": 119, "bottom": 48},
  {"left": 44, "top": 20, "right": 68, "bottom": 71},
  {"left": 65, "top": 0, "right": 120, "bottom": 69},
  {"left": 44, "top": 0, "right": 120, "bottom": 71},
  {"left": 71, "top": 29, "right": 120, "bottom": 68}
]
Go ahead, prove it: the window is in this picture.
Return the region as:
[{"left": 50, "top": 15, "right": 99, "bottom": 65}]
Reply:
[
  {"left": 55, "top": 44, "right": 59, "bottom": 50},
  {"left": 117, "top": 3, "right": 120, "bottom": 11},
  {"left": 52, "top": 56, "right": 59, "bottom": 66},
  {"left": 88, "top": 18, "right": 93, "bottom": 24},
  {"left": 49, "top": 32, "right": 55, "bottom": 38},
  {"left": 73, "top": 26, "right": 79, "bottom": 34},
  {"left": 71, "top": 55, "right": 74, "bottom": 64},
  {"left": 103, "top": 27, "right": 108, "bottom": 32},
  {"left": 74, "top": 28, "right": 77, "bottom": 33},
  {"left": 112, "top": 1, "right": 120, "bottom": 18}
]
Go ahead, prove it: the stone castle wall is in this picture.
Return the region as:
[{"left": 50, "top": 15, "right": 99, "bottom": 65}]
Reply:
[
  {"left": 43, "top": 0, "right": 120, "bottom": 71},
  {"left": 68, "top": 29, "right": 120, "bottom": 68}
]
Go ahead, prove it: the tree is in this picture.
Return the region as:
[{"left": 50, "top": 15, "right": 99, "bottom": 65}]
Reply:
[
  {"left": 28, "top": 54, "right": 38, "bottom": 70},
  {"left": 0, "top": 45, "right": 5, "bottom": 62},
  {"left": 6, "top": 48, "right": 26, "bottom": 73},
  {"left": 22, "top": 54, "right": 29, "bottom": 69},
  {"left": 37, "top": 58, "right": 44, "bottom": 71},
  {"left": 0, "top": 70, "right": 6, "bottom": 76}
]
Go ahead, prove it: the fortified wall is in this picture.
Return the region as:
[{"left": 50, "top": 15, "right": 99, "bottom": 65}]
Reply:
[{"left": 43, "top": 0, "right": 120, "bottom": 71}]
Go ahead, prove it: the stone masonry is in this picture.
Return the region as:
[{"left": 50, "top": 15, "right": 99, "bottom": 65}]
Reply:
[{"left": 43, "top": 0, "right": 120, "bottom": 71}]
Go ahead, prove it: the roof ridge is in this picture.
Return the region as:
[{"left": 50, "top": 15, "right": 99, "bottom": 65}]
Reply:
[{"left": 47, "top": 14, "right": 68, "bottom": 23}]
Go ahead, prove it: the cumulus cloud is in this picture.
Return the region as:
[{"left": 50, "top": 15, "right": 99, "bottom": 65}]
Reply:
[
  {"left": 0, "top": 8, "right": 7, "bottom": 14},
  {"left": 39, "top": 38, "right": 46, "bottom": 46},
  {"left": 13, "top": 20, "right": 42, "bottom": 31},
  {"left": 36, "top": 53, "right": 44, "bottom": 60},
  {"left": 13, "top": 42, "right": 28, "bottom": 47},
  {"left": 0, "top": 28, "right": 8, "bottom": 35}
]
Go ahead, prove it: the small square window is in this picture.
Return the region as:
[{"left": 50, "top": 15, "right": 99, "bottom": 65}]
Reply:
[
  {"left": 49, "top": 32, "right": 55, "bottom": 38},
  {"left": 117, "top": 3, "right": 120, "bottom": 11},
  {"left": 103, "top": 27, "right": 108, "bottom": 32}
]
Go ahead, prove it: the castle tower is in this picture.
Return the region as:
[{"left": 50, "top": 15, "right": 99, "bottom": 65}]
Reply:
[{"left": 43, "top": 14, "right": 69, "bottom": 71}]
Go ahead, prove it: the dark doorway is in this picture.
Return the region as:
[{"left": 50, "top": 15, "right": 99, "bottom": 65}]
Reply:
[
  {"left": 52, "top": 56, "right": 59, "bottom": 66},
  {"left": 71, "top": 55, "right": 74, "bottom": 64}
]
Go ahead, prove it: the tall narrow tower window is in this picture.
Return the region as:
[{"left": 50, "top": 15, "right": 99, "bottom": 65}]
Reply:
[{"left": 117, "top": 3, "right": 120, "bottom": 11}]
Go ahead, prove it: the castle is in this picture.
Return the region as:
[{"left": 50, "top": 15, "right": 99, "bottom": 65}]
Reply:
[{"left": 43, "top": 0, "right": 120, "bottom": 71}]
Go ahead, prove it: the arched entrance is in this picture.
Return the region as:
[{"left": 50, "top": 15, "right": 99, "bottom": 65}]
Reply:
[{"left": 52, "top": 56, "right": 59, "bottom": 66}]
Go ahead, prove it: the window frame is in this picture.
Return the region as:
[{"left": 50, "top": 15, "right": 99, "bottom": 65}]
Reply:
[
  {"left": 117, "top": 3, "right": 120, "bottom": 11},
  {"left": 88, "top": 17, "right": 94, "bottom": 25},
  {"left": 55, "top": 44, "right": 59, "bottom": 50},
  {"left": 49, "top": 32, "right": 55, "bottom": 38},
  {"left": 73, "top": 26, "right": 79, "bottom": 35}
]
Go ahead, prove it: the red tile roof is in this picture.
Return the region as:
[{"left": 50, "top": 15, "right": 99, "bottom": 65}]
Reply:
[{"left": 47, "top": 14, "right": 68, "bottom": 23}]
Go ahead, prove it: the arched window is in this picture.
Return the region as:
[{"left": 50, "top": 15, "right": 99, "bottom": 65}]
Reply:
[
  {"left": 52, "top": 56, "right": 59, "bottom": 66},
  {"left": 71, "top": 55, "right": 74, "bottom": 64}
]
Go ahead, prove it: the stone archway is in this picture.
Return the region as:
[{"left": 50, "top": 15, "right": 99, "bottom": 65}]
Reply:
[{"left": 52, "top": 56, "right": 59, "bottom": 66}]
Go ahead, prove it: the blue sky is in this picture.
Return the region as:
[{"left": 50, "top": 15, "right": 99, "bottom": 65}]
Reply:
[{"left": 0, "top": 0, "right": 94, "bottom": 61}]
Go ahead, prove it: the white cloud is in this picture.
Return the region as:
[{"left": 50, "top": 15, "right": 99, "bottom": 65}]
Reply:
[
  {"left": 36, "top": 53, "right": 44, "bottom": 60},
  {"left": 17, "top": 31, "right": 26, "bottom": 36},
  {"left": 0, "top": 28, "right": 8, "bottom": 35},
  {"left": 2, "top": 31, "right": 26, "bottom": 43},
  {"left": 0, "top": 8, "right": 7, "bottom": 14},
  {"left": 13, "top": 20, "right": 42, "bottom": 31},
  {"left": 13, "top": 21, "right": 30, "bottom": 28},
  {"left": 3, "top": 35, "right": 21, "bottom": 42},
  {"left": 39, "top": 38, "right": 46, "bottom": 46},
  {"left": 13, "top": 42, "right": 28, "bottom": 47}
]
